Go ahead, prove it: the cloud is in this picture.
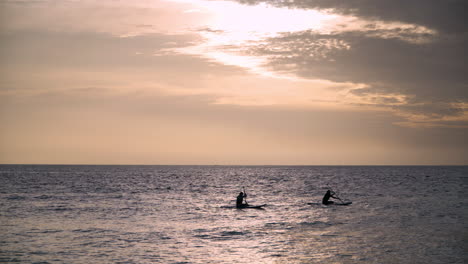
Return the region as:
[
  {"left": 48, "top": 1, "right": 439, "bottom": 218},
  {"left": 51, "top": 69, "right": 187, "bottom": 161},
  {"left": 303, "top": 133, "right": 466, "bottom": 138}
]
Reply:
[
  {"left": 258, "top": 30, "right": 467, "bottom": 125},
  {"left": 192, "top": 0, "right": 467, "bottom": 127},
  {"left": 234, "top": 0, "right": 468, "bottom": 34},
  {"left": 2, "top": 0, "right": 467, "bottom": 129}
]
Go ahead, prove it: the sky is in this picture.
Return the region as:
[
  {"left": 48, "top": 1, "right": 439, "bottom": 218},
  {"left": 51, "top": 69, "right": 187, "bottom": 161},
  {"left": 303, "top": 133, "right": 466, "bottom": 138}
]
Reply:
[{"left": 0, "top": 0, "right": 467, "bottom": 165}]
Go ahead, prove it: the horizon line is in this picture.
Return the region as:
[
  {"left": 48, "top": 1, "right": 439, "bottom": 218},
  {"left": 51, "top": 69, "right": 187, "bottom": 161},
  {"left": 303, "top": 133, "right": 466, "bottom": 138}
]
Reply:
[{"left": 1, "top": 163, "right": 466, "bottom": 166}]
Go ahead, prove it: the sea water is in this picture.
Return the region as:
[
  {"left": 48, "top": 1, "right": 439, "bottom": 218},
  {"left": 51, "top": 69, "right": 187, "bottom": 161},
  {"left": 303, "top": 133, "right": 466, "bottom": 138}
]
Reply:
[{"left": 0, "top": 165, "right": 466, "bottom": 263}]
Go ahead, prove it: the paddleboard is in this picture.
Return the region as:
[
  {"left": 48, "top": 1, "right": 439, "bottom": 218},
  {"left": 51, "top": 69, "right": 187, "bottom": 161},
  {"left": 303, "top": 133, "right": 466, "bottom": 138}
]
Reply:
[
  {"left": 237, "top": 204, "right": 266, "bottom": 209},
  {"left": 335, "top": 201, "right": 352, "bottom": 206},
  {"left": 220, "top": 204, "right": 267, "bottom": 209},
  {"left": 307, "top": 201, "right": 352, "bottom": 206}
]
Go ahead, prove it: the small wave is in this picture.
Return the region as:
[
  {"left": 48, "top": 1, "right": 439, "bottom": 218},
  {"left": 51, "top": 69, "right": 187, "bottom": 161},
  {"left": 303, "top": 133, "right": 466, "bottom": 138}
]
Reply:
[
  {"left": 193, "top": 234, "right": 210, "bottom": 239},
  {"left": 49, "top": 206, "right": 72, "bottom": 211},
  {"left": 264, "top": 222, "right": 289, "bottom": 228},
  {"left": 35, "top": 195, "right": 54, "bottom": 200},
  {"left": 146, "top": 232, "right": 172, "bottom": 240},
  {"left": 30, "top": 251, "right": 48, "bottom": 255},
  {"left": 6, "top": 195, "right": 26, "bottom": 200},
  {"left": 0, "top": 257, "right": 21, "bottom": 263},
  {"left": 270, "top": 254, "right": 283, "bottom": 257},
  {"left": 219, "top": 205, "right": 236, "bottom": 209},
  {"left": 194, "top": 230, "right": 249, "bottom": 241},
  {"left": 40, "top": 230, "right": 63, "bottom": 234},
  {"left": 72, "top": 228, "right": 110, "bottom": 233},
  {"left": 299, "top": 221, "right": 331, "bottom": 227},
  {"left": 219, "top": 231, "right": 246, "bottom": 236}
]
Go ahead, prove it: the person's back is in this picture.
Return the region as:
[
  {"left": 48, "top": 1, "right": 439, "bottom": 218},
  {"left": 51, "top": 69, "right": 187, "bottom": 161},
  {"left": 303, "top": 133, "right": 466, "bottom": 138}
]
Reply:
[
  {"left": 236, "top": 192, "right": 245, "bottom": 207},
  {"left": 322, "top": 190, "right": 334, "bottom": 205}
]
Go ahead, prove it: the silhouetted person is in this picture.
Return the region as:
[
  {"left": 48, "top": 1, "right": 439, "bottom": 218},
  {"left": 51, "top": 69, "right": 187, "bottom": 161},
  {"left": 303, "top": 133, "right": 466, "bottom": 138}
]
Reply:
[
  {"left": 236, "top": 192, "right": 248, "bottom": 208},
  {"left": 322, "top": 190, "right": 338, "bottom": 205}
]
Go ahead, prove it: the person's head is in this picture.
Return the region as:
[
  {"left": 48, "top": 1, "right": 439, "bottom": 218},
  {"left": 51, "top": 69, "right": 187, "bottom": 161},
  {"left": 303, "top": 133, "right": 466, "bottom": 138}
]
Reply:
[{"left": 239, "top": 192, "right": 243, "bottom": 196}]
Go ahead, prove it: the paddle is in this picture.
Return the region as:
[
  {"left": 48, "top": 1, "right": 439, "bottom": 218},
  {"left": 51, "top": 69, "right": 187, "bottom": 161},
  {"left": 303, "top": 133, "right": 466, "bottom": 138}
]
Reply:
[
  {"left": 242, "top": 186, "right": 248, "bottom": 206},
  {"left": 331, "top": 189, "right": 344, "bottom": 203}
]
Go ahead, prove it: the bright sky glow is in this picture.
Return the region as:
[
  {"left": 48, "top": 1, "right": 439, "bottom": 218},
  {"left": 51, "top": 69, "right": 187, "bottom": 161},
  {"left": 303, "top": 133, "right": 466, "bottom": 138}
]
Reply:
[
  {"left": 164, "top": 0, "right": 436, "bottom": 78},
  {"left": 198, "top": 1, "right": 335, "bottom": 33},
  {"left": 163, "top": 0, "right": 340, "bottom": 77}
]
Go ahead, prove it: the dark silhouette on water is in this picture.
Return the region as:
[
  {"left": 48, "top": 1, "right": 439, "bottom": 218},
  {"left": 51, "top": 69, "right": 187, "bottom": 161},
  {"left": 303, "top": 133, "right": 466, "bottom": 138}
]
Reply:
[
  {"left": 322, "top": 190, "right": 338, "bottom": 205},
  {"left": 236, "top": 192, "right": 248, "bottom": 208},
  {"left": 234, "top": 189, "right": 266, "bottom": 209}
]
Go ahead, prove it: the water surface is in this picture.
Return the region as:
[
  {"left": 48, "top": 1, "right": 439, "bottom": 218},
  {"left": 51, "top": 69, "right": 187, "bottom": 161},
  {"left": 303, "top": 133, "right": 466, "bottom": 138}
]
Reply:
[{"left": 0, "top": 165, "right": 466, "bottom": 263}]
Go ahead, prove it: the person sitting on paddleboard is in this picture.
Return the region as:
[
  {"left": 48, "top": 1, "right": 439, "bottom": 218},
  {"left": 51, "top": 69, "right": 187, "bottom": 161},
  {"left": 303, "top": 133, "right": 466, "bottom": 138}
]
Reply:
[
  {"left": 236, "top": 192, "right": 248, "bottom": 208},
  {"left": 322, "top": 190, "right": 338, "bottom": 205}
]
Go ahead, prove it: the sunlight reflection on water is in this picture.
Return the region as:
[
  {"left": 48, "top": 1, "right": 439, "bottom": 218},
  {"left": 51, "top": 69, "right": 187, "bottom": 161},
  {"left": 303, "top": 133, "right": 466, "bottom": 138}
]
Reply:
[{"left": 0, "top": 165, "right": 467, "bottom": 263}]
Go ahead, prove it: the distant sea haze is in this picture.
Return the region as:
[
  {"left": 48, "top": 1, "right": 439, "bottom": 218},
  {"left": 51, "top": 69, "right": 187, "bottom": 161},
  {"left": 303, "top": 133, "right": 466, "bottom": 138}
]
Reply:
[{"left": 1, "top": 165, "right": 466, "bottom": 263}]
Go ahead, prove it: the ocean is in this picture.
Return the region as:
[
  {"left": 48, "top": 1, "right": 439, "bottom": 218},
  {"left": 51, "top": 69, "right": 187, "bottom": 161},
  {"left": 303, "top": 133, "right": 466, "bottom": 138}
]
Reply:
[{"left": 0, "top": 165, "right": 467, "bottom": 263}]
